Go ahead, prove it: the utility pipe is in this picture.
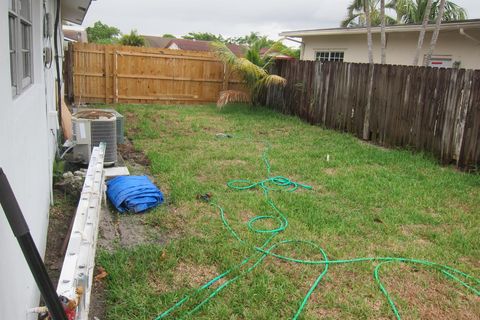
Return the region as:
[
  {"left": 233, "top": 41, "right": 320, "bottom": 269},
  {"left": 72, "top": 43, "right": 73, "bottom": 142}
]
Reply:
[
  {"left": 460, "top": 28, "right": 480, "bottom": 44},
  {"left": 54, "top": 0, "right": 62, "bottom": 131},
  {"left": 280, "top": 37, "right": 304, "bottom": 45},
  {"left": 279, "top": 37, "right": 305, "bottom": 60},
  {"left": 0, "top": 168, "right": 67, "bottom": 320}
]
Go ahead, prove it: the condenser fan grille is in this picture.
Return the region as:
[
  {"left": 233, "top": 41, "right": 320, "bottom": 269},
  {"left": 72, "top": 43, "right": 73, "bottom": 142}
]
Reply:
[{"left": 91, "top": 120, "right": 117, "bottom": 164}]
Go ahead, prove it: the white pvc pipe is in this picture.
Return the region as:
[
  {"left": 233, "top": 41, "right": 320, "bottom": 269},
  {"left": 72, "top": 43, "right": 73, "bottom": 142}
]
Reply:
[{"left": 460, "top": 28, "right": 480, "bottom": 44}]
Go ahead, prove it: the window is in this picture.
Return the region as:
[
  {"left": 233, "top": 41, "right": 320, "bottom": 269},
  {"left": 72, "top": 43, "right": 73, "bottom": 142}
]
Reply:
[
  {"left": 315, "top": 51, "right": 344, "bottom": 62},
  {"left": 9, "top": 0, "right": 33, "bottom": 96}
]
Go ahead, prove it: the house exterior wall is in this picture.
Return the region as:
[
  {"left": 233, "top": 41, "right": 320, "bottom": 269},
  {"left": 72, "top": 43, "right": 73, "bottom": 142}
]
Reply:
[
  {"left": 301, "top": 29, "right": 480, "bottom": 69},
  {"left": 0, "top": 0, "right": 61, "bottom": 319}
]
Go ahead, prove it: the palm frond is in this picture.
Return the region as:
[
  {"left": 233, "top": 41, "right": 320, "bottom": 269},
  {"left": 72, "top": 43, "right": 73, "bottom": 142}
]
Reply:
[
  {"left": 211, "top": 41, "right": 237, "bottom": 66},
  {"left": 216, "top": 90, "right": 250, "bottom": 108},
  {"left": 231, "top": 58, "right": 268, "bottom": 90},
  {"left": 212, "top": 39, "right": 287, "bottom": 107},
  {"left": 259, "top": 75, "right": 287, "bottom": 88},
  {"left": 341, "top": 13, "right": 364, "bottom": 27}
]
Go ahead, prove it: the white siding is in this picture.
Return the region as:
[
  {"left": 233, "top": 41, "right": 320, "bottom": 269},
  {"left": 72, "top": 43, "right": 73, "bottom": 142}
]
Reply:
[
  {"left": 302, "top": 29, "right": 480, "bottom": 69},
  {"left": 0, "top": 0, "right": 60, "bottom": 319}
]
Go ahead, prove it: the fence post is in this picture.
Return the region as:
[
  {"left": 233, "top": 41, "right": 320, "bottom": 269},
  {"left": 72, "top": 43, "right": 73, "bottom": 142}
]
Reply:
[
  {"left": 363, "top": 64, "right": 375, "bottom": 140},
  {"left": 222, "top": 63, "right": 229, "bottom": 91},
  {"left": 104, "top": 46, "right": 108, "bottom": 104},
  {"left": 113, "top": 50, "right": 118, "bottom": 104},
  {"left": 453, "top": 70, "right": 473, "bottom": 163}
]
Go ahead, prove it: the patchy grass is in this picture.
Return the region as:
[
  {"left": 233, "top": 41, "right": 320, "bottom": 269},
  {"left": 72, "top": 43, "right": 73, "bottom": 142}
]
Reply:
[{"left": 99, "top": 104, "right": 479, "bottom": 319}]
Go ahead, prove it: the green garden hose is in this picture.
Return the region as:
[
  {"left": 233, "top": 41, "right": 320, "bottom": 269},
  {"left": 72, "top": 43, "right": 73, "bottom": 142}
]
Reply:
[{"left": 155, "top": 144, "right": 479, "bottom": 320}]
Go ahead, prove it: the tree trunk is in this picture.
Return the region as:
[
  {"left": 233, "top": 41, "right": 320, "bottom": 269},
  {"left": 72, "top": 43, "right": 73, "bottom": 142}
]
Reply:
[
  {"left": 413, "top": 0, "right": 433, "bottom": 65},
  {"left": 365, "top": 0, "right": 374, "bottom": 64},
  {"left": 424, "top": 0, "right": 446, "bottom": 67},
  {"left": 380, "top": 0, "right": 386, "bottom": 64}
]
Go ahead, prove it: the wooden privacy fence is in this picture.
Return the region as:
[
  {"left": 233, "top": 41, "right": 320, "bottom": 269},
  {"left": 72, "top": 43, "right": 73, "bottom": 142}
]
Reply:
[
  {"left": 261, "top": 60, "right": 480, "bottom": 169},
  {"left": 66, "top": 43, "right": 244, "bottom": 105}
]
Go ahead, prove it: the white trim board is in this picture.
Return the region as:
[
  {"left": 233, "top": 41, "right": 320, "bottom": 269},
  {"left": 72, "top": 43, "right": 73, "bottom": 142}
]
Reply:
[{"left": 56, "top": 143, "right": 106, "bottom": 320}]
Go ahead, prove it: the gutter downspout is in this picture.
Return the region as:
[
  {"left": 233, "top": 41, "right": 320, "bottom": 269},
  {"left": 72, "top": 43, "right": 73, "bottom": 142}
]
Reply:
[
  {"left": 279, "top": 37, "right": 305, "bottom": 60},
  {"left": 459, "top": 28, "right": 480, "bottom": 44},
  {"left": 54, "top": 0, "right": 62, "bottom": 134}
]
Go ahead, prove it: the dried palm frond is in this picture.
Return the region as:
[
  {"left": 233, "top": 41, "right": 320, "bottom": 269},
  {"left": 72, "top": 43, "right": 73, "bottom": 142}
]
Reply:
[
  {"left": 216, "top": 90, "right": 250, "bottom": 109},
  {"left": 259, "top": 75, "right": 287, "bottom": 88}
]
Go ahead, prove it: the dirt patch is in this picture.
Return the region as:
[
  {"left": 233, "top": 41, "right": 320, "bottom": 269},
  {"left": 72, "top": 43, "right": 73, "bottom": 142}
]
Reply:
[
  {"left": 196, "top": 172, "right": 208, "bottom": 183},
  {"left": 174, "top": 262, "right": 223, "bottom": 289},
  {"left": 118, "top": 139, "right": 150, "bottom": 166},
  {"left": 149, "top": 262, "right": 223, "bottom": 294},
  {"left": 97, "top": 205, "right": 164, "bottom": 251},
  {"left": 89, "top": 273, "right": 107, "bottom": 320},
  {"left": 324, "top": 168, "right": 337, "bottom": 176},
  {"left": 381, "top": 264, "right": 480, "bottom": 320},
  {"left": 307, "top": 307, "right": 342, "bottom": 319},
  {"left": 239, "top": 210, "right": 256, "bottom": 223},
  {"left": 124, "top": 111, "right": 140, "bottom": 136},
  {"left": 149, "top": 272, "right": 171, "bottom": 294},
  {"left": 44, "top": 190, "right": 79, "bottom": 287},
  {"left": 214, "top": 159, "right": 248, "bottom": 167}
]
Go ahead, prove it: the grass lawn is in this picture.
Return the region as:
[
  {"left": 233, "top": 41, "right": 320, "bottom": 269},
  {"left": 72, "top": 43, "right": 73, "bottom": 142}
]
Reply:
[{"left": 99, "top": 104, "right": 479, "bottom": 320}]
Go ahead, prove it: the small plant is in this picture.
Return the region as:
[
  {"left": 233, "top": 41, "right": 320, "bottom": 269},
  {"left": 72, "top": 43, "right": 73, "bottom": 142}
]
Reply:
[
  {"left": 119, "top": 30, "right": 145, "bottom": 47},
  {"left": 52, "top": 158, "right": 65, "bottom": 184},
  {"left": 212, "top": 42, "right": 286, "bottom": 108}
]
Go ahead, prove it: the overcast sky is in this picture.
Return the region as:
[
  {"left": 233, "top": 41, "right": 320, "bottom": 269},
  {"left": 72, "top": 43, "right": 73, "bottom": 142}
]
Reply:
[{"left": 80, "top": 0, "right": 480, "bottom": 44}]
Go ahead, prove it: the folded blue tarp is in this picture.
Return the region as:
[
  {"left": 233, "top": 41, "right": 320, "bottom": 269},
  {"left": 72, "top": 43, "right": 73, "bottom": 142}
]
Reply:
[{"left": 106, "top": 176, "right": 164, "bottom": 213}]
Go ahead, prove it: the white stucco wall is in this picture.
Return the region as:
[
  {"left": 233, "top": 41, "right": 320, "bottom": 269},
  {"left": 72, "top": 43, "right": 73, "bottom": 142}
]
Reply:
[
  {"left": 0, "top": 0, "right": 60, "bottom": 319},
  {"left": 301, "top": 28, "right": 480, "bottom": 69}
]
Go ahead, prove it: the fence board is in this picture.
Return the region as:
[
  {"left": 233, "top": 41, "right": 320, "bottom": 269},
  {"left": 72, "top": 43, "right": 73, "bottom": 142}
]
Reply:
[
  {"left": 261, "top": 60, "right": 480, "bottom": 170},
  {"left": 68, "top": 43, "right": 243, "bottom": 105}
]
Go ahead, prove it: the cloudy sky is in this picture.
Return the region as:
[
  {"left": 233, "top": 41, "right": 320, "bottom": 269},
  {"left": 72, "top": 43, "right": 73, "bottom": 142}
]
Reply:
[{"left": 80, "top": 0, "right": 480, "bottom": 43}]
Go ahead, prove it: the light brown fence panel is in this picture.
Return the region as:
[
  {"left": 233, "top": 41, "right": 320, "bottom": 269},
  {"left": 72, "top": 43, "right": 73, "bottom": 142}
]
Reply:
[
  {"left": 69, "top": 43, "right": 242, "bottom": 105},
  {"left": 262, "top": 60, "right": 480, "bottom": 170}
]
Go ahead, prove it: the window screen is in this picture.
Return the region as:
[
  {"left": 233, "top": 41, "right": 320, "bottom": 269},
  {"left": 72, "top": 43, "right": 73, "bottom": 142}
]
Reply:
[
  {"left": 315, "top": 51, "right": 344, "bottom": 62},
  {"left": 8, "top": 0, "right": 33, "bottom": 96}
]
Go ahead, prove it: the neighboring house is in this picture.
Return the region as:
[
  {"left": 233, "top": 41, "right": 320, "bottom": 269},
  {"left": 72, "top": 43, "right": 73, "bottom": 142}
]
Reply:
[
  {"left": 143, "top": 35, "right": 173, "bottom": 49},
  {"left": 281, "top": 19, "right": 480, "bottom": 69},
  {"left": 167, "top": 38, "right": 246, "bottom": 57},
  {"left": 259, "top": 48, "right": 296, "bottom": 60},
  {"left": 63, "top": 27, "right": 88, "bottom": 43},
  {"left": 1, "top": 1, "right": 92, "bottom": 319}
]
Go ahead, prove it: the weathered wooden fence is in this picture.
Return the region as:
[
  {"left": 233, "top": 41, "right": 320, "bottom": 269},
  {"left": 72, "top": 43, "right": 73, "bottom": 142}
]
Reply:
[
  {"left": 261, "top": 60, "right": 480, "bottom": 169},
  {"left": 66, "top": 43, "right": 244, "bottom": 105}
]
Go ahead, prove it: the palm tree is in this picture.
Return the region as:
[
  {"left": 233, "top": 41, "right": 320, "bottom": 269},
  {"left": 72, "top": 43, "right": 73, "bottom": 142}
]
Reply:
[
  {"left": 365, "top": 0, "right": 374, "bottom": 64},
  {"left": 424, "top": 0, "right": 447, "bottom": 66},
  {"left": 392, "top": 0, "right": 467, "bottom": 24},
  {"left": 342, "top": 0, "right": 376, "bottom": 63},
  {"left": 212, "top": 42, "right": 286, "bottom": 108},
  {"left": 412, "top": 0, "right": 433, "bottom": 65},
  {"left": 342, "top": 0, "right": 396, "bottom": 27},
  {"left": 380, "top": 0, "right": 387, "bottom": 63},
  {"left": 342, "top": 0, "right": 467, "bottom": 27}
]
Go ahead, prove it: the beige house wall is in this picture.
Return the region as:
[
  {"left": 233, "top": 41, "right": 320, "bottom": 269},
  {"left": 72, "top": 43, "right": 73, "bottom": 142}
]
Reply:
[{"left": 301, "top": 29, "right": 480, "bottom": 69}]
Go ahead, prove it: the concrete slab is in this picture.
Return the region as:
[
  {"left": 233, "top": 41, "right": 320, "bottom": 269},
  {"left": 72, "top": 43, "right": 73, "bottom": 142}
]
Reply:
[{"left": 104, "top": 167, "right": 130, "bottom": 179}]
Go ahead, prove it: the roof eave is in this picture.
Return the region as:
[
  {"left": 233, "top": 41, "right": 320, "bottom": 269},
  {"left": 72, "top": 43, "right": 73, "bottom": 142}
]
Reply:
[
  {"left": 62, "top": 0, "right": 93, "bottom": 25},
  {"left": 281, "top": 20, "right": 480, "bottom": 38}
]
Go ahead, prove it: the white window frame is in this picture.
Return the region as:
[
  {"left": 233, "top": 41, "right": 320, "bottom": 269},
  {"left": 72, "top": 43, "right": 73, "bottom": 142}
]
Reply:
[
  {"left": 315, "top": 51, "right": 345, "bottom": 62},
  {"left": 9, "top": 0, "right": 33, "bottom": 97}
]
